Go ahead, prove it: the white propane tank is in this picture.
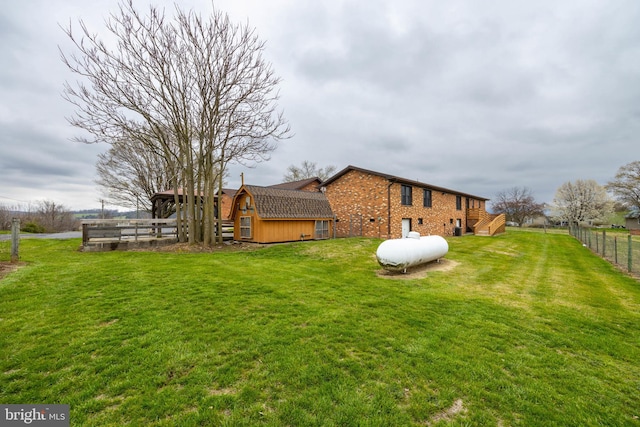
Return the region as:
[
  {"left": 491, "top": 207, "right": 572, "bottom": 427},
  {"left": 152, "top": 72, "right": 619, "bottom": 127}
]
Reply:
[{"left": 376, "top": 232, "right": 448, "bottom": 272}]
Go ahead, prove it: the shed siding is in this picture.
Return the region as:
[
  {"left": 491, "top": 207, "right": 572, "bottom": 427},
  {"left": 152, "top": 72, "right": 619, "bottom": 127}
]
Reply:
[
  {"left": 231, "top": 186, "right": 333, "bottom": 243},
  {"left": 234, "top": 214, "right": 332, "bottom": 243}
]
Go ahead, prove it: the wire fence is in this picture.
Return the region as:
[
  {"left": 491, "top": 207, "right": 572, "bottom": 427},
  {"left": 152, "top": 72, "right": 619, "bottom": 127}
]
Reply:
[{"left": 569, "top": 225, "right": 640, "bottom": 276}]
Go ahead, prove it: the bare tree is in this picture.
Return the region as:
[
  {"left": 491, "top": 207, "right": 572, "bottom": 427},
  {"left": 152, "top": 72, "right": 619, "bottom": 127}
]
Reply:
[
  {"left": 35, "top": 200, "right": 77, "bottom": 232},
  {"left": 491, "top": 187, "right": 544, "bottom": 226},
  {"left": 60, "top": 0, "right": 289, "bottom": 244},
  {"left": 95, "top": 137, "right": 175, "bottom": 213},
  {"left": 552, "top": 180, "right": 613, "bottom": 226},
  {"left": 0, "top": 204, "right": 15, "bottom": 230},
  {"left": 606, "top": 160, "right": 640, "bottom": 211},
  {"left": 283, "top": 161, "right": 336, "bottom": 182}
]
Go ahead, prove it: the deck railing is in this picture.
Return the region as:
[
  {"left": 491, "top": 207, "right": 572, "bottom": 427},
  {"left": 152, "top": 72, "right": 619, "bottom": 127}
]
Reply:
[
  {"left": 473, "top": 213, "right": 506, "bottom": 236},
  {"left": 82, "top": 219, "right": 178, "bottom": 246},
  {"left": 81, "top": 218, "right": 234, "bottom": 250}
]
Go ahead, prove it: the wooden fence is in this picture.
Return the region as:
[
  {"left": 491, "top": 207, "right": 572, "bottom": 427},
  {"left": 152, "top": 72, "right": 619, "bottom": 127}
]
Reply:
[
  {"left": 82, "top": 219, "right": 178, "bottom": 250},
  {"left": 81, "top": 219, "right": 234, "bottom": 251}
]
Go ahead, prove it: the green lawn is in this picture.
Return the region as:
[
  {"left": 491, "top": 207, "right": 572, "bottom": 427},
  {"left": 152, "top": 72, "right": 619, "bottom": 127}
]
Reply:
[{"left": 1, "top": 232, "right": 639, "bottom": 426}]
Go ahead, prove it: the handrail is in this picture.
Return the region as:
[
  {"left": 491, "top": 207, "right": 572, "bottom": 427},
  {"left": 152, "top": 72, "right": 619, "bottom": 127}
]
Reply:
[
  {"left": 81, "top": 219, "right": 179, "bottom": 246},
  {"left": 473, "top": 213, "right": 505, "bottom": 236}
]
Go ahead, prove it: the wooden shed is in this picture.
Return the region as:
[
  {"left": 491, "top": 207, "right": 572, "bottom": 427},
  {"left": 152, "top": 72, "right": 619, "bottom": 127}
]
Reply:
[
  {"left": 625, "top": 210, "right": 640, "bottom": 235},
  {"left": 231, "top": 185, "right": 335, "bottom": 243}
]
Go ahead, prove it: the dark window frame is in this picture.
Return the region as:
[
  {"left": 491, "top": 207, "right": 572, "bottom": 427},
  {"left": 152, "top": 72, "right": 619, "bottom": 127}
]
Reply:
[
  {"left": 423, "top": 189, "right": 432, "bottom": 208},
  {"left": 401, "top": 185, "right": 413, "bottom": 206}
]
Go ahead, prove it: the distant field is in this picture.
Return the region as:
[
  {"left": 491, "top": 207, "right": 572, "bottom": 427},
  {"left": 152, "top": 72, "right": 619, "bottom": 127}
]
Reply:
[{"left": 1, "top": 231, "right": 639, "bottom": 426}]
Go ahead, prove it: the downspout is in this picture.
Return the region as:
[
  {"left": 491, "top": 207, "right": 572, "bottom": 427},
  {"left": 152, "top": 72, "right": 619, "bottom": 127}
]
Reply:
[{"left": 387, "top": 179, "right": 395, "bottom": 238}]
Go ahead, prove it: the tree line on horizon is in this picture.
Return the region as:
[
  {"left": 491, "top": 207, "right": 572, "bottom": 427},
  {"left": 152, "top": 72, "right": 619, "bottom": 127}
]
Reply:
[{"left": 491, "top": 160, "right": 640, "bottom": 228}]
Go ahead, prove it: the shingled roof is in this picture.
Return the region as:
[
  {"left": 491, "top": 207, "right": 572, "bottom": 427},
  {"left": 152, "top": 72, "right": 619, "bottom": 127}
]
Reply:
[
  {"left": 268, "top": 177, "right": 321, "bottom": 191},
  {"left": 241, "top": 185, "right": 334, "bottom": 219},
  {"left": 322, "top": 165, "right": 489, "bottom": 201}
]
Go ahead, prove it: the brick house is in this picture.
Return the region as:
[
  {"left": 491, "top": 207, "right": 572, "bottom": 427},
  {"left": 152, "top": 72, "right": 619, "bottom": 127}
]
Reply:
[{"left": 321, "top": 165, "right": 501, "bottom": 238}]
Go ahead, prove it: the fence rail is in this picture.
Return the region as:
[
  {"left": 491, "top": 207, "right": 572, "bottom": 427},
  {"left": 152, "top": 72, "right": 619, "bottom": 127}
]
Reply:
[
  {"left": 569, "top": 225, "right": 640, "bottom": 276},
  {"left": 82, "top": 219, "right": 179, "bottom": 247},
  {"left": 81, "top": 219, "right": 234, "bottom": 251}
]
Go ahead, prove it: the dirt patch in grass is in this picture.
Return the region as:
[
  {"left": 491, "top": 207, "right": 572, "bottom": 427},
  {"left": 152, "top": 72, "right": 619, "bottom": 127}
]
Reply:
[
  {"left": 426, "top": 399, "right": 467, "bottom": 426},
  {"left": 376, "top": 258, "right": 459, "bottom": 280},
  {"left": 0, "top": 261, "right": 26, "bottom": 281}
]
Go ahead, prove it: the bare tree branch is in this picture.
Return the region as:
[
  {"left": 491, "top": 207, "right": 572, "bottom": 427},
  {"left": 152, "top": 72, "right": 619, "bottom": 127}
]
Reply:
[
  {"left": 60, "top": 0, "right": 289, "bottom": 244},
  {"left": 606, "top": 160, "right": 640, "bottom": 211}
]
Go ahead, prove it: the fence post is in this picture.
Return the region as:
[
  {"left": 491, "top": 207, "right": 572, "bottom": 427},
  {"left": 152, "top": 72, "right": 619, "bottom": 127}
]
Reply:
[
  {"left": 11, "top": 218, "right": 20, "bottom": 263},
  {"left": 614, "top": 236, "right": 618, "bottom": 265},
  {"left": 629, "top": 234, "right": 633, "bottom": 273},
  {"left": 602, "top": 230, "right": 606, "bottom": 257}
]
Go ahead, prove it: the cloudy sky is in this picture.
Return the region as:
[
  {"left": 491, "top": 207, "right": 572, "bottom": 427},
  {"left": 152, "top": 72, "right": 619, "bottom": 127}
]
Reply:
[{"left": 1, "top": 0, "right": 639, "bottom": 211}]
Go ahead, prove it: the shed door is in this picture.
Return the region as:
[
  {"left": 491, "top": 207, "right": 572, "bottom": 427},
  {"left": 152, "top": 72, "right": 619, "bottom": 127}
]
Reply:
[{"left": 401, "top": 218, "right": 411, "bottom": 238}]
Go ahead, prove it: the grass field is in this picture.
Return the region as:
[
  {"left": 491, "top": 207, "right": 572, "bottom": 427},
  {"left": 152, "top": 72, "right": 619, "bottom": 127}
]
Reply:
[{"left": 1, "top": 231, "right": 639, "bottom": 426}]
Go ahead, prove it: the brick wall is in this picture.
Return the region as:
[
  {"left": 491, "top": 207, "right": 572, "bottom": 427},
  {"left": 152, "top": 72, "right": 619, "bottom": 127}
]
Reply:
[
  {"left": 324, "top": 170, "right": 390, "bottom": 238},
  {"left": 324, "top": 168, "right": 485, "bottom": 239},
  {"left": 388, "top": 186, "right": 466, "bottom": 237}
]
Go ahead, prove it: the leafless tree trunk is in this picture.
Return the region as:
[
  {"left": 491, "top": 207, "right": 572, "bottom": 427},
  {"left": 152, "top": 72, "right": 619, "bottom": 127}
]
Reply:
[
  {"left": 491, "top": 186, "right": 544, "bottom": 227},
  {"left": 96, "top": 136, "right": 175, "bottom": 212},
  {"left": 61, "top": 0, "right": 289, "bottom": 244},
  {"left": 606, "top": 161, "right": 640, "bottom": 211},
  {"left": 36, "top": 200, "right": 77, "bottom": 232}
]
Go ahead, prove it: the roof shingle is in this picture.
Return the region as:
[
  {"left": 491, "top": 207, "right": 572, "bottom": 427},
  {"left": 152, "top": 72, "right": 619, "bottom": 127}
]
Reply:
[{"left": 243, "top": 185, "right": 334, "bottom": 219}]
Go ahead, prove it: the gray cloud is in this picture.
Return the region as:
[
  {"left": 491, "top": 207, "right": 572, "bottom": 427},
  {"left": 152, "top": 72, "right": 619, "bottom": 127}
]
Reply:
[{"left": 2, "top": 0, "right": 639, "bottom": 210}]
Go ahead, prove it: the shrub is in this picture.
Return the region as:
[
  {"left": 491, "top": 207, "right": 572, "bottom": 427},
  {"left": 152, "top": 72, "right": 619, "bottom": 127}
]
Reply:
[{"left": 21, "top": 221, "right": 45, "bottom": 233}]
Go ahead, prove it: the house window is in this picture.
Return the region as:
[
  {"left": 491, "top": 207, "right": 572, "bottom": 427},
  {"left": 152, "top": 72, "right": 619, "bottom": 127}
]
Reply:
[
  {"left": 423, "top": 189, "right": 432, "bottom": 208},
  {"left": 456, "top": 195, "right": 462, "bottom": 210},
  {"left": 401, "top": 185, "right": 413, "bottom": 205},
  {"left": 315, "top": 220, "right": 329, "bottom": 239},
  {"left": 418, "top": 218, "right": 423, "bottom": 225},
  {"left": 240, "top": 216, "right": 251, "bottom": 239}
]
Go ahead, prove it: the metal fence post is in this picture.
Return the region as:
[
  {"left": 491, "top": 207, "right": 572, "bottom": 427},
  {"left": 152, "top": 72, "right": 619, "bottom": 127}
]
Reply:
[
  {"left": 627, "top": 234, "right": 633, "bottom": 273},
  {"left": 629, "top": 234, "right": 633, "bottom": 273},
  {"left": 602, "top": 230, "right": 606, "bottom": 257},
  {"left": 614, "top": 236, "right": 618, "bottom": 265},
  {"left": 11, "top": 218, "right": 20, "bottom": 263}
]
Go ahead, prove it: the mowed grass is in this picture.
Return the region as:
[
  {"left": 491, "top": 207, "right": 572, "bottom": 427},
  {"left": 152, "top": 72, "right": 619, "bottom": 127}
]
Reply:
[{"left": 1, "top": 231, "right": 639, "bottom": 426}]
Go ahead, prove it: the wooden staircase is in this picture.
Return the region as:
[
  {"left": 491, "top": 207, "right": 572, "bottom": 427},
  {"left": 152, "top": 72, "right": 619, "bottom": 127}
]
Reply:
[{"left": 468, "top": 209, "right": 506, "bottom": 236}]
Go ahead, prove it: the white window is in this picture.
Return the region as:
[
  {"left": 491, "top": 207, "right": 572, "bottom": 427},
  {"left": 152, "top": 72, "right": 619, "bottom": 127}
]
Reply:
[
  {"left": 315, "top": 220, "right": 329, "bottom": 239},
  {"left": 240, "top": 216, "right": 251, "bottom": 239}
]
